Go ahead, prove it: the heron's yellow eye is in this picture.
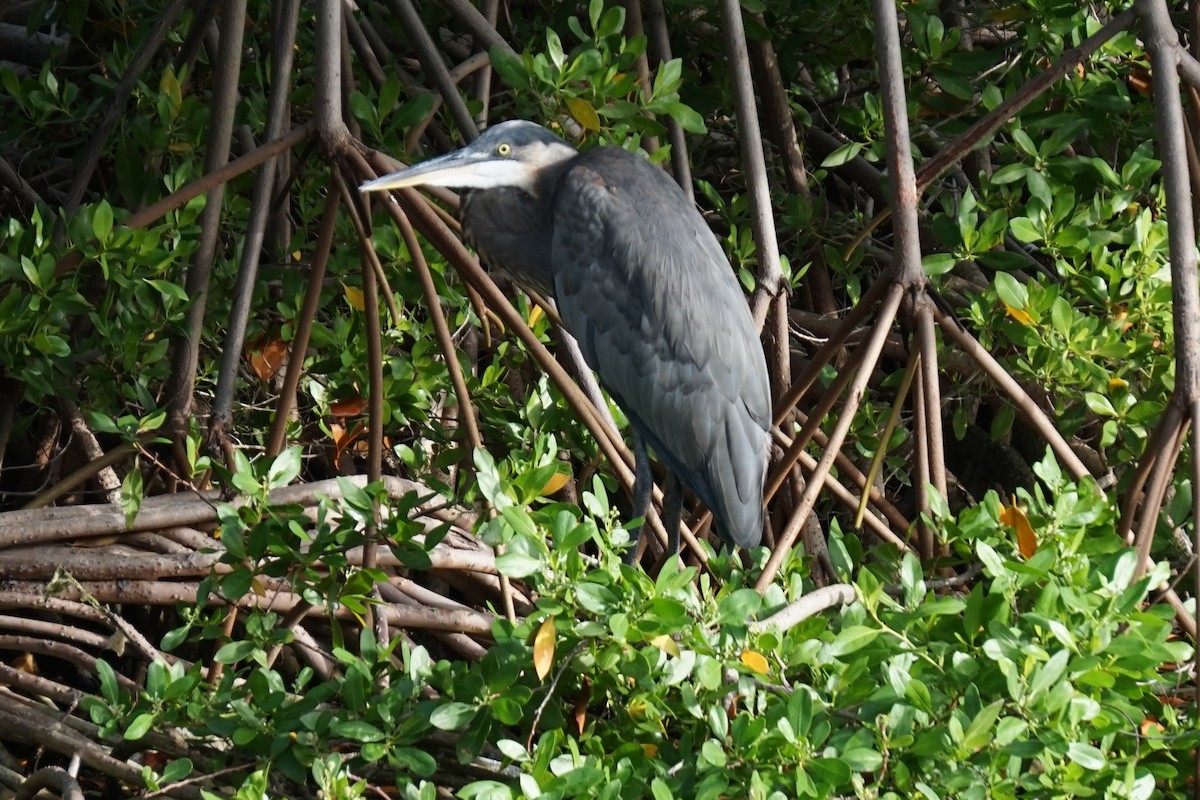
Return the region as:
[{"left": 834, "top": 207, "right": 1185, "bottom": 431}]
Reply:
[{"left": 497, "top": 143, "right": 512, "bottom": 156}]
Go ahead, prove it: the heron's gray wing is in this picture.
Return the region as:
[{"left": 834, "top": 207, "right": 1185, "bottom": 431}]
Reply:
[{"left": 551, "top": 149, "right": 769, "bottom": 548}]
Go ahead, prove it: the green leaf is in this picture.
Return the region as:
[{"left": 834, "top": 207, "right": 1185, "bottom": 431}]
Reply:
[
  {"left": 1067, "top": 741, "right": 1106, "bottom": 770},
  {"left": 664, "top": 101, "right": 706, "bottom": 134},
  {"left": 495, "top": 551, "right": 541, "bottom": 578},
  {"left": 546, "top": 28, "right": 565, "bottom": 69},
  {"left": 1084, "top": 392, "right": 1116, "bottom": 416},
  {"left": 821, "top": 141, "right": 865, "bottom": 168},
  {"left": 1009, "top": 216, "right": 1041, "bottom": 242},
  {"left": 575, "top": 583, "right": 617, "bottom": 614},
  {"left": 378, "top": 74, "right": 401, "bottom": 116},
  {"left": 922, "top": 253, "right": 957, "bottom": 277},
  {"left": 458, "top": 781, "right": 513, "bottom": 800},
  {"left": 93, "top": 200, "right": 114, "bottom": 242},
  {"left": 430, "top": 701, "right": 476, "bottom": 731},
  {"left": 1028, "top": 649, "right": 1070, "bottom": 700},
  {"left": 990, "top": 163, "right": 1029, "bottom": 184},
  {"left": 95, "top": 658, "right": 120, "bottom": 703},
  {"left": 825, "top": 625, "right": 879, "bottom": 657},
  {"left": 214, "top": 640, "right": 257, "bottom": 664},
  {"left": 120, "top": 466, "right": 144, "bottom": 528},
  {"left": 961, "top": 700, "right": 1003, "bottom": 752},
  {"left": 267, "top": 446, "right": 302, "bottom": 489},
  {"left": 332, "top": 719, "right": 385, "bottom": 742},
  {"left": 124, "top": 713, "right": 155, "bottom": 741},
  {"left": 976, "top": 541, "right": 1005, "bottom": 575},
  {"left": 489, "top": 47, "right": 529, "bottom": 91},
  {"left": 993, "top": 272, "right": 1029, "bottom": 311}
]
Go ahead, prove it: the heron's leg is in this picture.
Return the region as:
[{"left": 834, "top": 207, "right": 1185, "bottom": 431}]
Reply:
[
  {"left": 661, "top": 471, "right": 682, "bottom": 558},
  {"left": 626, "top": 430, "right": 652, "bottom": 565}
]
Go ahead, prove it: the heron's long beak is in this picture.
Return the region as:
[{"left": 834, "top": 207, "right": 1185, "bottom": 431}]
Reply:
[{"left": 360, "top": 148, "right": 538, "bottom": 193}]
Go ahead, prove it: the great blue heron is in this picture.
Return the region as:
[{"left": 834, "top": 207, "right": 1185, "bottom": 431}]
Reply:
[{"left": 361, "top": 120, "right": 770, "bottom": 558}]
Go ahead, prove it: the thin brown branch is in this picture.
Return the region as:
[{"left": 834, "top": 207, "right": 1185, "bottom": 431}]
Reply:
[
  {"left": 266, "top": 190, "right": 341, "bottom": 456},
  {"left": 719, "top": 0, "right": 785, "bottom": 326},
  {"left": 163, "top": 0, "right": 250, "bottom": 437},
  {"left": 756, "top": 283, "right": 905, "bottom": 590},
  {"left": 211, "top": 0, "right": 301, "bottom": 430}
]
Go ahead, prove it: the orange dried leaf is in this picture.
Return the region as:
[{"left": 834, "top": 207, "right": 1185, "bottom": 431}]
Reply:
[
  {"left": 533, "top": 616, "right": 556, "bottom": 681},
  {"left": 330, "top": 396, "right": 368, "bottom": 417},
  {"left": 539, "top": 468, "right": 571, "bottom": 497},
  {"left": 333, "top": 421, "right": 366, "bottom": 465},
  {"left": 641, "top": 744, "right": 658, "bottom": 758},
  {"left": 1140, "top": 715, "right": 1165, "bottom": 736},
  {"left": 1128, "top": 68, "right": 1152, "bottom": 97},
  {"left": 572, "top": 677, "right": 591, "bottom": 735},
  {"left": 740, "top": 649, "right": 770, "bottom": 675},
  {"left": 999, "top": 495, "right": 1038, "bottom": 558},
  {"left": 11, "top": 653, "right": 36, "bottom": 673},
  {"left": 1002, "top": 302, "right": 1036, "bottom": 326},
  {"left": 649, "top": 634, "right": 679, "bottom": 657},
  {"left": 247, "top": 338, "right": 288, "bottom": 382}
]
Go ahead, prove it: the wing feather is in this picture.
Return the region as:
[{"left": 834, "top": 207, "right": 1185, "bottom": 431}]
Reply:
[{"left": 551, "top": 148, "right": 770, "bottom": 548}]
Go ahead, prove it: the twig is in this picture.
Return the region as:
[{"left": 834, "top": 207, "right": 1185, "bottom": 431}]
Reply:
[{"left": 526, "top": 641, "right": 585, "bottom": 752}]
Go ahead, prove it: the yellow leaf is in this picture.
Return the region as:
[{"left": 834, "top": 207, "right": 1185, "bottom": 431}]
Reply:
[
  {"left": 1109, "top": 377, "right": 1128, "bottom": 390},
  {"left": 251, "top": 577, "right": 266, "bottom": 597},
  {"left": 999, "top": 495, "right": 1038, "bottom": 558},
  {"left": 539, "top": 468, "right": 571, "bottom": 497},
  {"left": 343, "top": 283, "right": 365, "bottom": 311},
  {"left": 159, "top": 66, "right": 182, "bottom": 119},
  {"left": 641, "top": 744, "right": 658, "bottom": 758},
  {"left": 533, "top": 616, "right": 556, "bottom": 681},
  {"left": 649, "top": 634, "right": 679, "bottom": 657},
  {"left": 740, "top": 649, "right": 770, "bottom": 675},
  {"left": 628, "top": 697, "right": 648, "bottom": 719},
  {"left": 566, "top": 97, "right": 601, "bottom": 132},
  {"left": 1002, "top": 302, "right": 1035, "bottom": 326},
  {"left": 528, "top": 304, "right": 544, "bottom": 327}
]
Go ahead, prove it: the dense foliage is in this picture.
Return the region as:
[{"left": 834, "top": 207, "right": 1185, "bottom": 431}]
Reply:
[{"left": 0, "top": 0, "right": 1195, "bottom": 798}]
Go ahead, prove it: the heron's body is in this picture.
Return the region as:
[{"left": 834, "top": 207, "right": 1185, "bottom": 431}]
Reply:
[{"left": 362, "top": 121, "right": 770, "bottom": 550}]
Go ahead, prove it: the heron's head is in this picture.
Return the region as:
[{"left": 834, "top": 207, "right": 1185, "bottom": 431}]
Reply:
[{"left": 360, "top": 120, "right": 578, "bottom": 196}]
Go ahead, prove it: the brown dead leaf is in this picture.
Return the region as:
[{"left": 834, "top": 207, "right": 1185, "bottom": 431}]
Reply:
[
  {"left": 572, "top": 677, "right": 591, "bottom": 736},
  {"left": 330, "top": 396, "right": 368, "bottom": 417},
  {"left": 246, "top": 338, "right": 288, "bottom": 382}
]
